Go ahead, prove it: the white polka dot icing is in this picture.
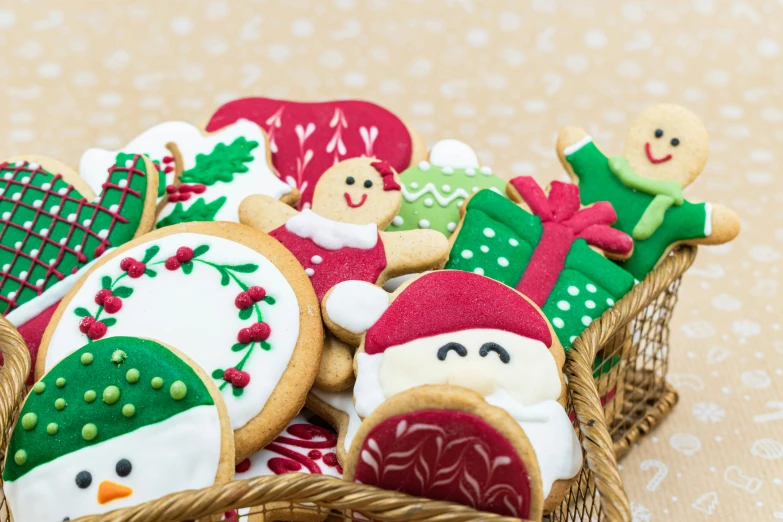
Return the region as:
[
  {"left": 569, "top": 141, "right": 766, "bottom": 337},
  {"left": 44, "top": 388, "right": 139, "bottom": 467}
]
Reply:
[
  {"left": 509, "top": 238, "right": 519, "bottom": 247},
  {"left": 557, "top": 301, "right": 570, "bottom": 311},
  {"left": 480, "top": 245, "right": 489, "bottom": 253},
  {"left": 391, "top": 216, "right": 403, "bottom": 226},
  {"left": 418, "top": 219, "right": 430, "bottom": 229},
  {"left": 497, "top": 257, "right": 509, "bottom": 267},
  {"left": 581, "top": 316, "right": 592, "bottom": 326},
  {"left": 424, "top": 198, "right": 434, "bottom": 207},
  {"left": 305, "top": 268, "right": 314, "bottom": 277},
  {"left": 607, "top": 298, "right": 615, "bottom": 306},
  {"left": 418, "top": 161, "right": 430, "bottom": 171},
  {"left": 447, "top": 222, "right": 457, "bottom": 232},
  {"left": 586, "top": 284, "right": 597, "bottom": 293},
  {"left": 585, "top": 300, "right": 596, "bottom": 309},
  {"left": 568, "top": 286, "right": 579, "bottom": 296},
  {"left": 553, "top": 318, "right": 565, "bottom": 328},
  {"left": 474, "top": 267, "right": 484, "bottom": 275},
  {"left": 311, "top": 255, "right": 323, "bottom": 264},
  {"left": 483, "top": 228, "right": 495, "bottom": 238},
  {"left": 461, "top": 250, "right": 473, "bottom": 259}
]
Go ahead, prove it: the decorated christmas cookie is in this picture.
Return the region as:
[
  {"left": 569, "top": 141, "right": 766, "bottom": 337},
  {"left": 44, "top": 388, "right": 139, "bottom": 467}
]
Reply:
[
  {"left": 446, "top": 182, "right": 636, "bottom": 350},
  {"left": 206, "top": 97, "right": 425, "bottom": 209},
  {"left": 323, "top": 271, "right": 582, "bottom": 510},
  {"left": 556, "top": 104, "right": 740, "bottom": 279},
  {"left": 37, "top": 222, "right": 323, "bottom": 460},
  {"left": 79, "top": 119, "right": 297, "bottom": 228},
  {"left": 306, "top": 388, "right": 362, "bottom": 465},
  {"left": 3, "top": 336, "right": 233, "bottom": 522},
  {"left": 344, "top": 385, "right": 544, "bottom": 519},
  {"left": 387, "top": 139, "right": 508, "bottom": 237},
  {"left": 0, "top": 155, "right": 158, "bottom": 362},
  {"left": 240, "top": 157, "right": 449, "bottom": 391}
]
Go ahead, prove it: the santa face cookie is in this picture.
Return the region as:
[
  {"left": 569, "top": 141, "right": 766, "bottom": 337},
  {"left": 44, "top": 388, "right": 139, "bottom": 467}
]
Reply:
[
  {"left": 387, "top": 139, "right": 508, "bottom": 236},
  {"left": 206, "top": 97, "right": 424, "bottom": 208},
  {"left": 344, "top": 385, "right": 544, "bottom": 519},
  {"left": 323, "top": 271, "right": 582, "bottom": 507},
  {"left": 79, "top": 119, "right": 297, "bottom": 228},
  {"left": 1, "top": 155, "right": 158, "bottom": 361},
  {"left": 556, "top": 104, "right": 740, "bottom": 279},
  {"left": 3, "top": 336, "right": 233, "bottom": 522},
  {"left": 37, "top": 222, "right": 323, "bottom": 460},
  {"left": 448, "top": 180, "right": 635, "bottom": 350}
]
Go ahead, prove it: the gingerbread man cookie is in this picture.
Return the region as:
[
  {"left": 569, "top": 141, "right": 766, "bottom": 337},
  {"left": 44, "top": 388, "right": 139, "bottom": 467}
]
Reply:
[
  {"left": 206, "top": 97, "right": 425, "bottom": 208},
  {"left": 0, "top": 155, "right": 158, "bottom": 362},
  {"left": 322, "top": 270, "right": 582, "bottom": 510},
  {"left": 556, "top": 104, "right": 740, "bottom": 280},
  {"left": 4, "top": 336, "right": 234, "bottom": 522}
]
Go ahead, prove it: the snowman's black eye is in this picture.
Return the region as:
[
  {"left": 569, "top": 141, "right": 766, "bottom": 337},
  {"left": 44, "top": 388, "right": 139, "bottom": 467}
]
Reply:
[
  {"left": 364, "top": 180, "right": 373, "bottom": 188},
  {"left": 654, "top": 129, "right": 663, "bottom": 138},
  {"left": 479, "top": 343, "right": 511, "bottom": 364},
  {"left": 437, "top": 342, "right": 467, "bottom": 361},
  {"left": 116, "top": 459, "right": 132, "bottom": 477},
  {"left": 670, "top": 138, "right": 680, "bottom": 147},
  {"left": 346, "top": 176, "right": 355, "bottom": 185},
  {"left": 75, "top": 471, "right": 92, "bottom": 489}
]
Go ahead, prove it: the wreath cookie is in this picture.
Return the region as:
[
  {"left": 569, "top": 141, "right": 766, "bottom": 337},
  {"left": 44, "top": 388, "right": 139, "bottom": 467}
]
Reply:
[
  {"left": 37, "top": 222, "right": 323, "bottom": 460},
  {"left": 3, "top": 337, "right": 233, "bottom": 522}
]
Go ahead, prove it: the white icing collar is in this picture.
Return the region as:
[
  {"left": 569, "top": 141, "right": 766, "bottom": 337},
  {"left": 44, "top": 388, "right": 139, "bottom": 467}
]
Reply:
[{"left": 285, "top": 210, "right": 378, "bottom": 251}]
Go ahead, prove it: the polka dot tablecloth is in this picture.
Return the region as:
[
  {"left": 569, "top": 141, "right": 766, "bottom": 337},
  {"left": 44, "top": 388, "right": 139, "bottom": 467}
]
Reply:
[{"left": 0, "top": 1, "right": 781, "bottom": 519}]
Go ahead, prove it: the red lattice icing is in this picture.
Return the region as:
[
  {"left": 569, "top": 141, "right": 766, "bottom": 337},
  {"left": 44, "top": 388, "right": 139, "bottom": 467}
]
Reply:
[
  {"left": 353, "top": 409, "right": 534, "bottom": 518},
  {"left": 205, "top": 98, "right": 414, "bottom": 208}
]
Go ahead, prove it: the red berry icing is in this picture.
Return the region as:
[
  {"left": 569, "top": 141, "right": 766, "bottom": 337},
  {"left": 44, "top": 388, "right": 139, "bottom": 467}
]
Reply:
[
  {"left": 247, "top": 286, "right": 266, "bottom": 302},
  {"left": 165, "top": 185, "right": 177, "bottom": 194},
  {"left": 165, "top": 257, "right": 181, "bottom": 271},
  {"left": 307, "top": 449, "right": 322, "bottom": 460},
  {"left": 79, "top": 316, "right": 95, "bottom": 333},
  {"left": 128, "top": 262, "right": 146, "bottom": 278},
  {"left": 94, "top": 289, "right": 112, "bottom": 305},
  {"left": 236, "top": 328, "right": 252, "bottom": 345},
  {"left": 103, "top": 296, "right": 122, "bottom": 314},
  {"left": 223, "top": 368, "right": 239, "bottom": 382},
  {"left": 250, "top": 322, "right": 271, "bottom": 342},
  {"left": 119, "top": 257, "right": 135, "bottom": 271},
  {"left": 176, "top": 246, "right": 194, "bottom": 263},
  {"left": 231, "top": 370, "right": 251, "bottom": 388},
  {"left": 234, "top": 292, "right": 252, "bottom": 310},
  {"left": 87, "top": 321, "right": 108, "bottom": 340},
  {"left": 235, "top": 459, "right": 251, "bottom": 474},
  {"left": 323, "top": 453, "right": 339, "bottom": 467}
]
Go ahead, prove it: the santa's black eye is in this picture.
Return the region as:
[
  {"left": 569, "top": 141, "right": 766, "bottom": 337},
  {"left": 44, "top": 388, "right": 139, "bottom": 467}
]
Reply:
[
  {"left": 670, "top": 138, "right": 680, "bottom": 146},
  {"left": 654, "top": 129, "right": 663, "bottom": 138},
  {"left": 346, "top": 176, "right": 355, "bottom": 185},
  {"left": 364, "top": 180, "right": 373, "bottom": 188},
  {"left": 116, "top": 458, "right": 132, "bottom": 477},
  {"left": 479, "top": 343, "right": 510, "bottom": 364},
  {"left": 437, "top": 342, "right": 467, "bottom": 361},
  {"left": 75, "top": 470, "right": 92, "bottom": 489}
]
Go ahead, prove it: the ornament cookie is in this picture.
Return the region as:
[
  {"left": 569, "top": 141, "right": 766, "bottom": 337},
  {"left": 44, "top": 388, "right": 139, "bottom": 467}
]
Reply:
[
  {"left": 37, "top": 222, "right": 323, "bottom": 460},
  {"left": 206, "top": 97, "right": 425, "bottom": 209},
  {"left": 323, "top": 271, "right": 582, "bottom": 509},
  {"left": 79, "top": 119, "right": 297, "bottom": 228},
  {"left": 0, "top": 155, "right": 158, "bottom": 362},
  {"left": 344, "top": 385, "right": 544, "bottom": 519},
  {"left": 3, "top": 336, "right": 233, "bottom": 522},
  {"left": 556, "top": 104, "right": 740, "bottom": 279},
  {"left": 240, "top": 157, "right": 449, "bottom": 390},
  {"left": 387, "top": 139, "right": 508, "bottom": 236},
  {"left": 306, "top": 388, "right": 362, "bottom": 466},
  {"left": 446, "top": 182, "right": 635, "bottom": 350}
]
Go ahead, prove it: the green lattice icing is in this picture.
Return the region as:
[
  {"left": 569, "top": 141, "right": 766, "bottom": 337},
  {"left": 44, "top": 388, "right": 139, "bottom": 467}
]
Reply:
[
  {"left": 446, "top": 190, "right": 635, "bottom": 349},
  {"left": 3, "top": 337, "right": 213, "bottom": 482},
  {"left": 386, "top": 160, "right": 507, "bottom": 236},
  {"left": 156, "top": 197, "right": 226, "bottom": 228},
  {"left": 0, "top": 156, "right": 151, "bottom": 314}
]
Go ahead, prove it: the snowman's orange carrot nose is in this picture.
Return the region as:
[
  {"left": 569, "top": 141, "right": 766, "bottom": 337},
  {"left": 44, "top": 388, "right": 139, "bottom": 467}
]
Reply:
[{"left": 97, "top": 480, "right": 133, "bottom": 504}]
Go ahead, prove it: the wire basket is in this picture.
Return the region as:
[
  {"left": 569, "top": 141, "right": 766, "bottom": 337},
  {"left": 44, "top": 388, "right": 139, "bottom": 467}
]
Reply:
[{"left": 0, "top": 246, "right": 697, "bottom": 522}]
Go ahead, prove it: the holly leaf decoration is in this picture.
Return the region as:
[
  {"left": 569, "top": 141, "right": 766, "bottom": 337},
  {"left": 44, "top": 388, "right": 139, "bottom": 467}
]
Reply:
[
  {"left": 103, "top": 318, "right": 117, "bottom": 327},
  {"left": 225, "top": 263, "right": 258, "bottom": 274},
  {"left": 193, "top": 244, "right": 210, "bottom": 257},
  {"left": 156, "top": 196, "right": 227, "bottom": 228},
  {"left": 101, "top": 276, "right": 112, "bottom": 289},
  {"left": 179, "top": 137, "right": 259, "bottom": 186},
  {"left": 211, "top": 369, "right": 224, "bottom": 379},
  {"left": 231, "top": 342, "right": 248, "bottom": 352},
  {"left": 217, "top": 267, "right": 230, "bottom": 286},
  {"left": 238, "top": 307, "right": 253, "bottom": 321},
  {"left": 263, "top": 296, "right": 276, "bottom": 305},
  {"left": 113, "top": 286, "right": 133, "bottom": 298},
  {"left": 74, "top": 307, "right": 92, "bottom": 318},
  {"left": 182, "top": 261, "right": 193, "bottom": 275},
  {"left": 144, "top": 268, "right": 157, "bottom": 278},
  {"left": 260, "top": 341, "right": 271, "bottom": 351},
  {"left": 142, "top": 245, "right": 160, "bottom": 264},
  {"left": 232, "top": 387, "right": 244, "bottom": 397}
]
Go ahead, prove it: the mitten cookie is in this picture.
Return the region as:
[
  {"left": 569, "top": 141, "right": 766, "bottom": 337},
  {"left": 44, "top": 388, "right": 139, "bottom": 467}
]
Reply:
[
  {"left": 344, "top": 385, "right": 544, "bottom": 519},
  {"left": 37, "top": 222, "right": 323, "bottom": 461},
  {"left": 387, "top": 139, "right": 508, "bottom": 236},
  {"left": 447, "top": 181, "right": 635, "bottom": 350},
  {"left": 3, "top": 336, "right": 233, "bottom": 522},
  {"left": 323, "top": 271, "right": 582, "bottom": 510},
  {"left": 556, "top": 103, "right": 740, "bottom": 279},
  {"left": 206, "top": 97, "right": 425, "bottom": 208},
  {"left": 79, "top": 119, "right": 297, "bottom": 228},
  {"left": 305, "top": 388, "right": 362, "bottom": 466},
  {"left": 0, "top": 155, "right": 158, "bottom": 362}
]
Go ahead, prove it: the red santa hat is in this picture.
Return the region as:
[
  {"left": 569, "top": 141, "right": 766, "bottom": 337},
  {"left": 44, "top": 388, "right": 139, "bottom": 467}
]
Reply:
[{"left": 363, "top": 271, "right": 552, "bottom": 355}]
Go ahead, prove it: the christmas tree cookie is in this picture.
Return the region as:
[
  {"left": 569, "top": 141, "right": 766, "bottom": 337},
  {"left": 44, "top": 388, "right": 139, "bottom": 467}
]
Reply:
[
  {"left": 556, "top": 104, "right": 740, "bottom": 280},
  {"left": 387, "top": 139, "right": 508, "bottom": 236},
  {"left": 206, "top": 97, "right": 425, "bottom": 209},
  {"left": 1, "top": 155, "right": 158, "bottom": 361},
  {"left": 37, "top": 222, "right": 323, "bottom": 460},
  {"left": 446, "top": 181, "right": 636, "bottom": 350},
  {"left": 3, "top": 336, "right": 233, "bottom": 522},
  {"left": 79, "top": 119, "right": 298, "bottom": 228}
]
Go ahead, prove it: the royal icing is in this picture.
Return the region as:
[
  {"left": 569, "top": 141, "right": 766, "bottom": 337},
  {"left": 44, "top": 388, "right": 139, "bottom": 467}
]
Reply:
[
  {"left": 205, "top": 98, "right": 414, "bottom": 208},
  {"left": 284, "top": 210, "right": 378, "bottom": 250},
  {"left": 311, "top": 388, "right": 362, "bottom": 458},
  {"left": 427, "top": 139, "right": 481, "bottom": 169},
  {"left": 43, "top": 232, "right": 300, "bottom": 431},
  {"left": 325, "top": 281, "right": 389, "bottom": 335},
  {"left": 4, "top": 337, "right": 222, "bottom": 522}
]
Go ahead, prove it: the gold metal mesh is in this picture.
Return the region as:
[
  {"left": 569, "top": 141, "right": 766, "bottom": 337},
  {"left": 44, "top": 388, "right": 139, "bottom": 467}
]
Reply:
[{"left": 0, "top": 247, "right": 697, "bottom": 522}]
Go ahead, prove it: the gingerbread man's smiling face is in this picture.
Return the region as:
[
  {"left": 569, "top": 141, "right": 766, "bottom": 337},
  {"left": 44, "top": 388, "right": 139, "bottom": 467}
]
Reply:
[
  {"left": 623, "top": 104, "right": 710, "bottom": 188},
  {"left": 311, "top": 157, "right": 402, "bottom": 226}
]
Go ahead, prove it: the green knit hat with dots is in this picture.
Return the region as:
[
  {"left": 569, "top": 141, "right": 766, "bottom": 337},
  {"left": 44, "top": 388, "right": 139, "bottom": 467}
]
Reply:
[{"left": 3, "top": 337, "right": 214, "bottom": 482}]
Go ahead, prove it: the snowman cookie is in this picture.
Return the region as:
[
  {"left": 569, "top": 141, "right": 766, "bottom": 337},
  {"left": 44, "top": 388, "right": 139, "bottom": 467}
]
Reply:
[
  {"left": 206, "top": 97, "right": 425, "bottom": 209},
  {"left": 556, "top": 104, "right": 740, "bottom": 280},
  {"left": 387, "top": 139, "right": 509, "bottom": 237},
  {"left": 79, "top": 119, "right": 297, "bottom": 228},
  {"left": 323, "top": 270, "right": 582, "bottom": 511},
  {"left": 240, "top": 157, "right": 449, "bottom": 391},
  {"left": 3, "top": 336, "right": 234, "bottom": 522},
  {"left": 37, "top": 222, "right": 323, "bottom": 460},
  {"left": 344, "top": 385, "right": 544, "bottom": 519},
  {"left": 0, "top": 155, "right": 158, "bottom": 363}
]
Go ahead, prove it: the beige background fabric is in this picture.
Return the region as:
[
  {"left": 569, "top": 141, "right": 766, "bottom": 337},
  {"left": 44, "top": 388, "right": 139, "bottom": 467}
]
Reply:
[{"left": 0, "top": 1, "right": 780, "bottom": 519}]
